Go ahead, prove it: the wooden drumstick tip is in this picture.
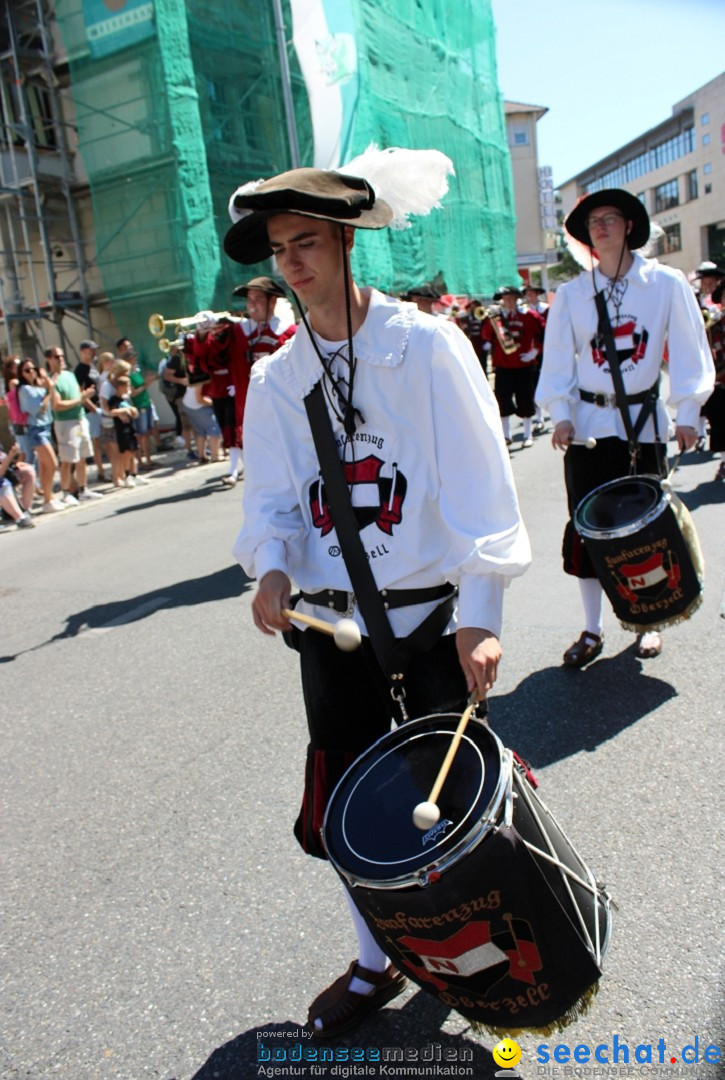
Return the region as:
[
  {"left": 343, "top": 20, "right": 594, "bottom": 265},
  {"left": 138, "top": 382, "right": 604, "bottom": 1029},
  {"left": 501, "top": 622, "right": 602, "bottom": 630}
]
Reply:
[
  {"left": 280, "top": 608, "right": 361, "bottom": 651},
  {"left": 412, "top": 801, "right": 440, "bottom": 831},
  {"left": 332, "top": 617, "right": 362, "bottom": 652}
]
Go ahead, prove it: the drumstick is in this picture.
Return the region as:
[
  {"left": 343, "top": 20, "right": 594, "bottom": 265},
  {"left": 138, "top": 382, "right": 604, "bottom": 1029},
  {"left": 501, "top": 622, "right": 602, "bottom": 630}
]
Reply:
[
  {"left": 281, "top": 607, "right": 362, "bottom": 652},
  {"left": 570, "top": 437, "right": 597, "bottom": 449},
  {"left": 660, "top": 453, "right": 680, "bottom": 493},
  {"left": 412, "top": 694, "right": 481, "bottom": 830}
]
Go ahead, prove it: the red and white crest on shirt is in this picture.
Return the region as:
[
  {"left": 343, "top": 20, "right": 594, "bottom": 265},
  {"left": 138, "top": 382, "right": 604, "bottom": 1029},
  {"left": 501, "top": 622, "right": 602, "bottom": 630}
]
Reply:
[
  {"left": 309, "top": 454, "right": 408, "bottom": 537},
  {"left": 591, "top": 320, "right": 649, "bottom": 368}
]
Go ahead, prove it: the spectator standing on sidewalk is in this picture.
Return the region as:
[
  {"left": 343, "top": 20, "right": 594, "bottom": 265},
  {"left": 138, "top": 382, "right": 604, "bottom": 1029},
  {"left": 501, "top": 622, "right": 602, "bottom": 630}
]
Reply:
[
  {"left": 17, "top": 359, "right": 63, "bottom": 513},
  {"left": 74, "top": 339, "right": 107, "bottom": 483},
  {"left": 106, "top": 375, "right": 139, "bottom": 487},
  {"left": 46, "top": 346, "right": 102, "bottom": 504}
]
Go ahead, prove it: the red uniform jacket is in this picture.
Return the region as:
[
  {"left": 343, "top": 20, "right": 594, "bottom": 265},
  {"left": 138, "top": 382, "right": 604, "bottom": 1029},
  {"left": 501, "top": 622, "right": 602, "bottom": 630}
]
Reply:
[{"left": 481, "top": 308, "right": 543, "bottom": 369}]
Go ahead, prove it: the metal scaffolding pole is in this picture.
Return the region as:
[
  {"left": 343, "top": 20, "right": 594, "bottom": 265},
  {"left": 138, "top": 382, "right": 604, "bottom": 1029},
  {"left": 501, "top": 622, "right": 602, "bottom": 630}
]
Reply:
[{"left": 272, "top": 0, "right": 301, "bottom": 169}]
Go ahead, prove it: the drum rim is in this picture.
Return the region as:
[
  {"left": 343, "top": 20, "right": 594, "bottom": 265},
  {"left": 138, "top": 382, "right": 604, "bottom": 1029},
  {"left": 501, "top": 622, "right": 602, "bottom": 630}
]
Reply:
[
  {"left": 574, "top": 473, "right": 668, "bottom": 541},
  {"left": 323, "top": 715, "right": 509, "bottom": 889}
]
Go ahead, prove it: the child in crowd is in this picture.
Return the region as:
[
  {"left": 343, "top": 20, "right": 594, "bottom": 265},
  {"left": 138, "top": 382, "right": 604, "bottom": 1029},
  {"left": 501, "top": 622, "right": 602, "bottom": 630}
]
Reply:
[{"left": 107, "top": 375, "right": 139, "bottom": 487}]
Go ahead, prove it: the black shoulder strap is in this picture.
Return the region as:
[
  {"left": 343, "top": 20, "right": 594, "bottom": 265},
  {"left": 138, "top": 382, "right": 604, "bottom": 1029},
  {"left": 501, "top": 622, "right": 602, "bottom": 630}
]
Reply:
[
  {"left": 303, "top": 381, "right": 396, "bottom": 670},
  {"left": 594, "top": 290, "right": 659, "bottom": 467}
]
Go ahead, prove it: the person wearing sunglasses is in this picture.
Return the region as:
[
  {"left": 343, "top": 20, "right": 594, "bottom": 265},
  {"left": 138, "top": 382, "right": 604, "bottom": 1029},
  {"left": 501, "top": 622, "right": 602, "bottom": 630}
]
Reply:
[{"left": 17, "top": 360, "right": 64, "bottom": 512}]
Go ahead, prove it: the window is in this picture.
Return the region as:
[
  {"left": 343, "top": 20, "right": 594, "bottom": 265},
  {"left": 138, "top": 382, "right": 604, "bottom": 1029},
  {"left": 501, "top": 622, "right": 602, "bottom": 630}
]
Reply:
[
  {"left": 701, "top": 112, "right": 710, "bottom": 125},
  {"left": 511, "top": 124, "right": 529, "bottom": 146},
  {"left": 704, "top": 163, "right": 712, "bottom": 174},
  {"left": 703, "top": 133, "right": 711, "bottom": 146},
  {"left": 687, "top": 169, "right": 698, "bottom": 201},
  {"left": 654, "top": 178, "right": 679, "bottom": 212},
  {"left": 585, "top": 126, "right": 694, "bottom": 192},
  {"left": 660, "top": 223, "right": 681, "bottom": 254},
  {"left": 705, "top": 184, "right": 712, "bottom": 195}
]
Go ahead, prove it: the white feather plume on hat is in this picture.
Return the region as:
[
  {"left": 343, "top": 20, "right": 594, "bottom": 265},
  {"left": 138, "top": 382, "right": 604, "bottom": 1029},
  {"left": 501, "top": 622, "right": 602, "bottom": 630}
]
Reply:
[{"left": 338, "top": 143, "right": 455, "bottom": 229}]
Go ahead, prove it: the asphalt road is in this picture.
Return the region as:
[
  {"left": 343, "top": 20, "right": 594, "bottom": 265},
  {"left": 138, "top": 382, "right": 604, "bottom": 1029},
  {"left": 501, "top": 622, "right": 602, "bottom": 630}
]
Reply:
[{"left": 1, "top": 435, "right": 723, "bottom": 1080}]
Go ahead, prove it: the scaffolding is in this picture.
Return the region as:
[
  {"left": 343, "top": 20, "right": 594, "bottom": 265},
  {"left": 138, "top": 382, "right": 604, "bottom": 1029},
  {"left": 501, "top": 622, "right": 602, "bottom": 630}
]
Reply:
[
  {"left": 0, "top": 0, "right": 93, "bottom": 359},
  {"left": 2, "top": 0, "right": 517, "bottom": 366}
]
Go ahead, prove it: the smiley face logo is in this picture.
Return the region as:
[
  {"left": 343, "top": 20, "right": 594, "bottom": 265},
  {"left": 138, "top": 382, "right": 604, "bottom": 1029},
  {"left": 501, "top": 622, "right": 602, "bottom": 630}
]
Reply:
[{"left": 492, "top": 1038, "right": 522, "bottom": 1070}]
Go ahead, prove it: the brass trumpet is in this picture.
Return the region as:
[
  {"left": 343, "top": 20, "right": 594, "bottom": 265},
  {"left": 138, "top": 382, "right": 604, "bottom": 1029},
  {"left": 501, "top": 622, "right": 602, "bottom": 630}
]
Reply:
[
  {"left": 158, "top": 336, "right": 183, "bottom": 353},
  {"left": 477, "top": 304, "right": 518, "bottom": 355},
  {"left": 148, "top": 311, "right": 234, "bottom": 338}
]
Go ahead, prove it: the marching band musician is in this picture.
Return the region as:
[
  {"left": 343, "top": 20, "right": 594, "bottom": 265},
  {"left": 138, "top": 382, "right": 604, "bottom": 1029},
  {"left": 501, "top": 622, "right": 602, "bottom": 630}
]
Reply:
[
  {"left": 692, "top": 261, "right": 725, "bottom": 480},
  {"left": 231, "top": 275, "right": 297, "bottom": 366},
  {"left": 225, "top": 158, "right": 530, "bottom": 1037},
  {"left": 480, "top": 286, "right": 543, "bottom": 448},
  {"left": 537, "top": 188, "right": 714, "bottom": 667},
  {"left": 522, "top": 284, "right": 549, "bottom": 434},
  {"left": 399, "top": 282, "right": 442, "bottom": 316},
  {"left": 192, "top": 311, "right": 251, "bottom": 486},
  {"left": 455, "top": 300, "right": 488, "bottom": 376}
]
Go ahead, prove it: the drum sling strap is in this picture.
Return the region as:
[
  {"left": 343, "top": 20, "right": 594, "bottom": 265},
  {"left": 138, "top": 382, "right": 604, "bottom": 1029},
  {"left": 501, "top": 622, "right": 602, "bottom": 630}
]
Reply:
[
  {"left": 304, "top": 380, "right": 456, "bottom": 694},
  {"left": 594, "top": 290, "right": 661, "bottom": 473}
]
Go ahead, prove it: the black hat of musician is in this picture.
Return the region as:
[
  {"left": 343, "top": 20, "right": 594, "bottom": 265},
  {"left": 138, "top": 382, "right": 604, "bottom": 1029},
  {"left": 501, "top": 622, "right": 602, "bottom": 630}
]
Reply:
[
  {"left": 401, "top": 283, "right": 441, "bottom": 301},
  {"left": 493, "top": 285, "right": 522, "bottom": 300},
  {"left": 523, "top": 284, "right": 545, "bottom": 294},
  {"left": 232, "top": 276, "right": 288, "bottom": 299},
  {"left": 224, "top": 168, "right": 394, "bottom": 265},
  {"left": 694, "top": 260, "right": 725, "bottom": 279},
  {"left": 565, "top": 188, "right": 650, "bottom": 250}
]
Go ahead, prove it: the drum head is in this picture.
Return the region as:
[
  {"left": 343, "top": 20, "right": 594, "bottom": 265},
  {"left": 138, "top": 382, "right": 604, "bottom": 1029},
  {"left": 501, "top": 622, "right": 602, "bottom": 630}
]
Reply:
[
  {"left": 323, "top": 715, "right": 503, "bottom": 885},
  {"left": 575, "top": 475, "right": 664, "bottom": 539}
]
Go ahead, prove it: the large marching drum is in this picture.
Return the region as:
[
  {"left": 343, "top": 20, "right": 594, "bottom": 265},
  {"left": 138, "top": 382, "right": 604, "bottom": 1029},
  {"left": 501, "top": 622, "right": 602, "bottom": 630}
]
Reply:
[
  {"left": 323, "top": 713, "right": 611, "bottom": 1032},
  {"left": 574, "top": 475, "right": 704, "bottom": 632}
]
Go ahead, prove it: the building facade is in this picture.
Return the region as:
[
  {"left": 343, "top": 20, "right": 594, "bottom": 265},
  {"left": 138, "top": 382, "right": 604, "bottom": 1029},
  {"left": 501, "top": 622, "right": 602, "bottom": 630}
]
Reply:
[
  {"left": 504, "top": 100, "right": 558, "bottom": 288},
  {"left": 559, "top": 73, "right": 725, "bottom": 276}
]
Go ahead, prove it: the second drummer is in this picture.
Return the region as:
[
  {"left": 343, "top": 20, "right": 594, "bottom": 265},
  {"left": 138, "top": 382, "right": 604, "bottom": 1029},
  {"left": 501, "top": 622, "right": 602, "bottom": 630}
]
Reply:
[
  {"left": 537, "top": 188, "right": 713, "bottom": 666},
  {"left": 226, "top": 160, "right": 531, "bottom": 1037}
]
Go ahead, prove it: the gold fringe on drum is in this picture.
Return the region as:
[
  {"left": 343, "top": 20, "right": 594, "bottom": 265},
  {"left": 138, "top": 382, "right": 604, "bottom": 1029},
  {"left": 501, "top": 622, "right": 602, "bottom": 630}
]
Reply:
[{"left": 469, "top": 981, "right": 600, "bottom": 1038}]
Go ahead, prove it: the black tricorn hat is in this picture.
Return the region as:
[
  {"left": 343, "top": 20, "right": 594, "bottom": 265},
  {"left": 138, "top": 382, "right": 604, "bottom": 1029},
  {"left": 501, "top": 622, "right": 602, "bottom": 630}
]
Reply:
[
  {"left": 523, "top": 284, "right": 545, "bottom": 294},
  {"left": 232, "top": 276, "right": 288, "bottom": 299},
  {"left": 493, "top": 285, "right": 522, "bottom": 300},
  {"left": 401, "top": 283, "right": 441, "bottom": 301},
  {"left": 565, "top": 188, "right": 650, "bottom": 250},
  {"left": 224, "top": 168, "right": 393, "bottom": 265}
]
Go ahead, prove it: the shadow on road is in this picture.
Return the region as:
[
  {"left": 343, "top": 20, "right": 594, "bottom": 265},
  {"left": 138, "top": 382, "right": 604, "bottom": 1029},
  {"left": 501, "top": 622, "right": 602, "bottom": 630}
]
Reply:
[
  {"left": 676, "top": 478, "right": 725, "bottom": 511},
  {"left": 190, "top": 991, "right": 501, "bottom": 1079},
  {"left": 487, "top": 647, "right": 676, "bottom": 768},
  {"left": 73, "top": 474, "right": 234, "bottom": 525},
  {"left": 0, "top": 564, "right": 251, "bottom": 664}
]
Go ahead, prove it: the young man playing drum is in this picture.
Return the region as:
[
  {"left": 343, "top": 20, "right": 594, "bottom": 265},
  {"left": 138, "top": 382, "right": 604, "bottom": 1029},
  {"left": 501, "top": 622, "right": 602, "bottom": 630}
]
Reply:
[
  {"left": 225, "top": 159, "right": 531, "bottom": 1036},
  {"left": 537, "top": 188, "right": 713, "bottom": 666}
]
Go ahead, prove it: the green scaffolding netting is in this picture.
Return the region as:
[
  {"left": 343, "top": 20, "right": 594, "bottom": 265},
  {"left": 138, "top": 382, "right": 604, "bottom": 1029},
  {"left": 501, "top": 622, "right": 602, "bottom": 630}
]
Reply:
[{"left": 54, "top": 0, "right": 517, "bottom": 362}]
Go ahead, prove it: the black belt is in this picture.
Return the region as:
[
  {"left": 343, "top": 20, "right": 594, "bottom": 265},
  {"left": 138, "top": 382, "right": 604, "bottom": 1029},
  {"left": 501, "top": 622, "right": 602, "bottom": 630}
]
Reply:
[
  {"left": 579, "top": 388, "right": 653, "bottom": 408},
  {"left": 13, "top": 424, "right": 27, "bottom": 434},
  {"left": 301, "top": 583, "right": 455, "bottom": 614}
]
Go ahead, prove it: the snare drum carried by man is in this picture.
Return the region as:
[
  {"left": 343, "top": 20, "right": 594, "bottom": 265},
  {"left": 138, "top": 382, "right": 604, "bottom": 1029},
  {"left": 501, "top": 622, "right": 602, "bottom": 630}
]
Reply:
[
  {"left": 226, "top": 156, "right": 531, "bottom": 1036},
  {"left": 537, "top": 188, "right": 713, "bottom": 666}
]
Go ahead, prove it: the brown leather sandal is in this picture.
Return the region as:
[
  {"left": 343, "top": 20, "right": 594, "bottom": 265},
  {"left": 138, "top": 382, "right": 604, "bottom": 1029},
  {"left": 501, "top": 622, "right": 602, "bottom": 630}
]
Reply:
[
  {"left": 635, "top": 631, "right": 662, "bottom": 659},
  {"left": 563, "top": 631, "right": 603, "bottom": 668},
  {"left": 307, "top": 960, "right": 407, "bottom": 1039}
]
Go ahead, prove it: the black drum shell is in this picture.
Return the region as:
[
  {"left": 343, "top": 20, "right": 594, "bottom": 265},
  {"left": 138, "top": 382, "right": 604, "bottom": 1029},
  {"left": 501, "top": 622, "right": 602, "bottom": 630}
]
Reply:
[
  {"left": 574, "top": 475, "right": 703, "bottom": 631},
  {"left": 323, "top": 718, "right": 610, "bottom": 1030}
]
